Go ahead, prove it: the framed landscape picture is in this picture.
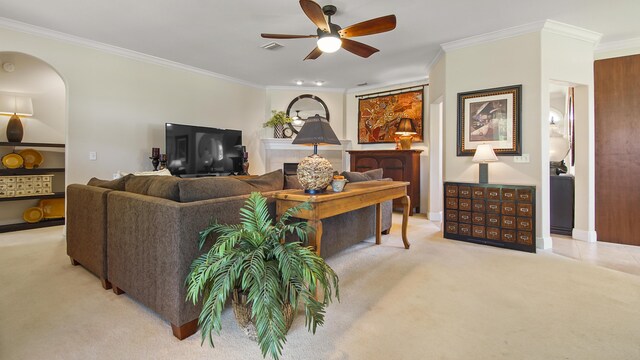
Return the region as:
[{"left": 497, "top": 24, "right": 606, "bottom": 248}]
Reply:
[
  {"left": 457, "top": 85, "right": 522, "bottom": 156},
  {"left": 358, "top": 89, "right": 423, "bottom": 144}
]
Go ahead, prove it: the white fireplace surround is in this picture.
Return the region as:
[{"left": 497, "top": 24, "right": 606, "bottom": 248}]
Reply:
[{"left": 261, "top": 138, "right": 353, "bottom": 174}]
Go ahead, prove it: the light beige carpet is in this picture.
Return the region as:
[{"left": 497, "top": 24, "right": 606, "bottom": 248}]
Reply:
[{"left": 1, "top": 217, "right": 639, "bottom": 360}]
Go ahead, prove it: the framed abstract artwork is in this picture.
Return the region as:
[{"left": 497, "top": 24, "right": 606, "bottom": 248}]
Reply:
[
  {"left": 457, "top": 85, "right": 522, "bottom": 156},
  {"left": 358, "top": 89, "right": 423, "bottom": 144}
]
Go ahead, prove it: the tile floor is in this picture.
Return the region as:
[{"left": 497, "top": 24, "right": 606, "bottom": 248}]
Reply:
[{"left": 550, "top": 234, "right": 640, "bottom": 276}]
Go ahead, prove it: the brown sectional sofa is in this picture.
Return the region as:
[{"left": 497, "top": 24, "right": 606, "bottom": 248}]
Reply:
[{"left": 66, "top": 170, "right": 391, "bottom": 340}]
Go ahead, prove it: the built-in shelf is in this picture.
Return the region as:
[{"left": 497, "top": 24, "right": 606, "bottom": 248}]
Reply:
[
  {"left": 0, "top": 218, "right": 65, "bottom": 233},
  {"left": 1, "top": 141, "right": 66, "bottom": 233},
  {"left": 0, "top": 142, "right": 65, "bottom": 148},
  {"left": 0, "top": 192, "right": 65, "bottom": 202},
  {"left": 0, "top": 168, "right": 65, "bottom": 176}
]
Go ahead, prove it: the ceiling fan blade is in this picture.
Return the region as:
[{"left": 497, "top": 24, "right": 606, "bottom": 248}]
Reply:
[
  {"left": 304, "top": 47, "right": 323, "bottom": 60},
  {"left": 338, "top": 15, "right": 397, "bottom": 38},
  {"left": 299, "top": 0, "right": 329, "bottom": 32},
  {"left": 261, "top": 33, "right": 318, "bottom": 39},
  {"left": 341, "top": 38, "right": 379, "bottom": 58}
]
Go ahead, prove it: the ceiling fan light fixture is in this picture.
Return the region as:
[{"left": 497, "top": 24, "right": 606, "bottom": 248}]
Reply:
[{"left": 317, "top": 34, "right": 342, "bottom": 53}]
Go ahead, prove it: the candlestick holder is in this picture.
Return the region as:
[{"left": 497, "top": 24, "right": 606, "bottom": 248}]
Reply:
[{"left": 150, "top": 156, "right": 160, "bottom": 171}]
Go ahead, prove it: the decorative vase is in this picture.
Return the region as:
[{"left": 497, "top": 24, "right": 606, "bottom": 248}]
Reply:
[
  {"left": 6, "top": 115, "right": 24, "bottom": 143},
  {"left": 273, "top": 123, "right": 285, "bottom": 138},
  {"left": 232, "top": 289, "right": 294, "bottom": 342},
  {"left": 297, "top": 154, "right": 334, "bottom": 193}
]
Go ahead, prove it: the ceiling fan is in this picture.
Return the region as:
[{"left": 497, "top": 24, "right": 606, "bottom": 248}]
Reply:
[{"left": 261, "top": 0, "right": 396, "bottom": 60}]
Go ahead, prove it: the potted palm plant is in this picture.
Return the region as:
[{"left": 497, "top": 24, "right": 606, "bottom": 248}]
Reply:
[
  {"left": 186, "top": 192, "right": 339, "bottom": 360},
  {"left": 263, "top": 110, "right": 292, "bottom": 138}
]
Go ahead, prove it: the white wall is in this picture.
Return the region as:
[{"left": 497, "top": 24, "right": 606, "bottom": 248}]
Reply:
[
  {"left": 541, "top": 29, "right": 598, "bottom": 243},
  {"left": 345, "top": 80, "right": 429, "bottom": 214},
  {"left": 443, "top": 32, "right": 542, "bottom": 187},
  {"left": 441, "top": 31, "right": 545, "bottom": 246},
  {"left": 0, "top": 27, "right": 267, "bottom": 184}
]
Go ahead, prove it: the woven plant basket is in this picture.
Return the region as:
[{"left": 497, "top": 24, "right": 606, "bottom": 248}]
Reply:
[{"left": 232, "top": 289, "right": 295, "bottom": 342}]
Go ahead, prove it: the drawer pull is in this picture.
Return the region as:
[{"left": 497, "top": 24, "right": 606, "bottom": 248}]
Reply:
[
  {"left": 490, "top": 192, "right": 498, "bottom": 196},
  {"left": 520, "top": 208, "right": 529, "bottom": 213},
  {"left": 505, "top": 220, "right": 513, "bottom": 225},
  {"left": 475, "top": 217, "right": 482, "bottom": 221},
  {"left": 505, "top": 207, "right": 513, "bottom": 211},
  {"left": 505, "top": 234, "right": 513, "bottom": 239},
  {"left": 474, "top": 230, "right": 482, "bottom": 234},
  {"left": 490, "top": 219, "right": 497, "bottom": 223},
  {"left": 489, "top": 205, "right": 498, "bottom": 209}
]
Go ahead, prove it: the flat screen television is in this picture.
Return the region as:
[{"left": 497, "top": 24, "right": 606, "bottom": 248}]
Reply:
[{"left": 165, "top": 123, "right": 243, "bottom": 176}]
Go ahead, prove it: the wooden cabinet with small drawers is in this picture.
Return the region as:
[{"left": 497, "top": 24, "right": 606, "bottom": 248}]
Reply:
[{"left": 444, "top": 182, "right": 536, "bottom": 253}]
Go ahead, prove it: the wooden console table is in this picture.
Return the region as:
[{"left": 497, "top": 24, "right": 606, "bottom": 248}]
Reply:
[{"left": 275, "top": 181, "right": 411, "bottom": 256}]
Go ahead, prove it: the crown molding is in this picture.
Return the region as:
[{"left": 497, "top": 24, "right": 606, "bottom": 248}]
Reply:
[
  {"left": 441, "top": 20, "right": 602, "bottom": 53},
  {"left": 265, "top": 85, "right": 346, "bottom": 93},
  {"left": 345, "top": 76, "right": 428, "bottom": 94},
  {"left": 542, "top": 20, "right": 602, "bottom": 45},
  {"left": 441, "top": 21, "right": 546, "bottom": 52},
  {"left": 0, "top": 17, "right": 264, "bottom": 89},
  {"left": 595, "top": 36, "right": 640, "bottom": 53},
  {"left": 425, "top": 49, "right": 444, "bottom": 76}
]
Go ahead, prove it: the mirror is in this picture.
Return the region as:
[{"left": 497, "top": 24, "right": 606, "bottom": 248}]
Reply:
[{"left": 286, "top": 94, "right": 329, "bottom": 134}]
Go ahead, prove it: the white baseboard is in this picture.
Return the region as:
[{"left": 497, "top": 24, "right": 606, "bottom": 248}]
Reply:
[
  {"left": 537, "top": 236, "right": 552, "bottom": 249},
  {"left": 572, "top": 228, "right": 597, "bottom": 243},
  {"left": 428, "top": 211, "right": 442, "bottom": 222}
]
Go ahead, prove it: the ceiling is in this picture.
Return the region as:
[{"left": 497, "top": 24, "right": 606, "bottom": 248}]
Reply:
[{"left": 0, "top": 0, "right": 638, "bottom": 89}]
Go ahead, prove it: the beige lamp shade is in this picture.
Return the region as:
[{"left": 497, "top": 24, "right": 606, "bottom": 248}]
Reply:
[
  {"left": 0, "top": 95, "right": 34, "bottom": 116},
  {"left": 472, "top": 144, "right": 498, "bottom": 163}
]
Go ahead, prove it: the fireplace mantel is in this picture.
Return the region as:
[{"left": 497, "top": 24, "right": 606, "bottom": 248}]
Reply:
[{"left": 261, "top": 138, "right": 352, "bottom": 173}]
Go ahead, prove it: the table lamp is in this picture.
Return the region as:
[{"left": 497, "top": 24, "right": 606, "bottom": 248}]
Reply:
[
  {"left": 472, "top": 144, "right": 498, "bottom": 184},
  {"left": 0, "top": 94, "right": 33, "bottom": 143},
  {"left": 394, "top": 118, "right": 417, "bottom": 150},
  {"left": 292, "top": 115, "right": 341, "bottom": 193}
]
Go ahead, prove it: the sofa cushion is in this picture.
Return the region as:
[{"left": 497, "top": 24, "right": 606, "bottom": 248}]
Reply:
[
  {"left": 284, "top": 175, "right": 303, "bottom": 189},
  {"left": 125, "top": 175, "right": 181, "bottom": 201},
  {"left": 87, "top": 175, "right": 129, "bottom": 191},
  {"left": 341, "top": 168, "right": 383, "bottom": 183},
  {"left": 242, "top": 170, "right": 284, "bottom": 192},
  {"left": 178, "top": 177, "right": 256, "bottom": 203}
]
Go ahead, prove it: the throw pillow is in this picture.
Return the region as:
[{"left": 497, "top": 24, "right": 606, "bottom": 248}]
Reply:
[
  {"left": 87, "top": 175, "right": 130, "bottom": 191},
  {"left": 178, "top": 177, "right": 256, "bottom": 203},
  {"left": 125, "top": 175, "right": 181, "bottom": 201},
  {"left": 241, "top": 169, "right": 284, "bottom": 192},
  {"left": 341, "top": 168, "right": 383, "bottom": 183},
  {"left": 284, "top": 175, "right": 303, "bottom": 190}
]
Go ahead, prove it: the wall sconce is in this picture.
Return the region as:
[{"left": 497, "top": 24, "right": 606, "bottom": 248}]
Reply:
[
  {"left": 0, "top": 94, "right": 34, "bottom": 143},
  {"left": 394, "top": 118, "right": 417, "bottom": 150},
  {"left": 472, "top": 144, "right": 498, "bottom": 184}
]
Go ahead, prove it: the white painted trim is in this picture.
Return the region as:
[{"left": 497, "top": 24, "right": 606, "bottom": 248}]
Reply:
[
  {"left": 572, "top": 228, "right": 597, "bottom": 243},
  {"left": 441, "top": 20, "right": 601, "bottom": 53},
  {"left": 266, "top": 85, "right": 345, "bottom": 93},
  {"left": 425, "top": 49, "right": 443, "bottom": 76},
  {"left": 345, "top": 76, "right": 428, "bottom": 94},
  {"left": 542, "top": 20, "right": 602, "bottom": 45},
  {"left": 595, "top": 37, "right": 640, "bottom": 53},
  {"left": 441, "top": 20, "right": 545, "bottom": 52},
  {"left": 428, "top": 211, "right": 442, "bottom": 222},
  {"left": 261, "top": 138, "right": 352, "bottom": 151},
  {"left": 537, "top": 236, "right": 552, "bottom": 250},
  {"left": 0, "top": 17, "right": 264, "bottom": 89}
]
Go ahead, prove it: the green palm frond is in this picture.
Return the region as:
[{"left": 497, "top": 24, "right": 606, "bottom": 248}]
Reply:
[{"left": 186, "top": 192, "right": 339, "bottom": 360}]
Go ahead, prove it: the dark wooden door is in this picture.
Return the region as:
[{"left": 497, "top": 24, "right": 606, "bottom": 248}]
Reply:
[{"left": 595, "top": 54, "right": 640, "bottom": 246}]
